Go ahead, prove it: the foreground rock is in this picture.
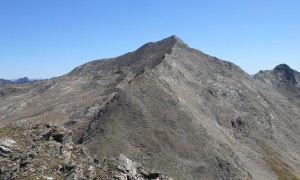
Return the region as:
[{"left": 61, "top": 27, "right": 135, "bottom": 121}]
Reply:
[{"left": 0, "top": 120, "right": 172, "bottom": 180}]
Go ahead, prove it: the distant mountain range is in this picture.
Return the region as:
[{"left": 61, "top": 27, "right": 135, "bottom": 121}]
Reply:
[{"left": 0, "top": 77, "right": 41, "bottom": 86}]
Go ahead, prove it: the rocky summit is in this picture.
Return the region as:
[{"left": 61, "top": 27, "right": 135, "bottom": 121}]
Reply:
[{"left": 0, "top": 36, "right": 300, "bottom": 179}]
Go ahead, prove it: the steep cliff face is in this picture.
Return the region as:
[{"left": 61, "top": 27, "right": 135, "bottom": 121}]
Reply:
[{"left": 0, "top": 36, "right": 300, "bottom": 179}]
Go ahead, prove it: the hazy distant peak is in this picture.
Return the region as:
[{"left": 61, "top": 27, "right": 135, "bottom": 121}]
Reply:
[{"left": 15, "top": 77, "right": 30, "bottom": 84}]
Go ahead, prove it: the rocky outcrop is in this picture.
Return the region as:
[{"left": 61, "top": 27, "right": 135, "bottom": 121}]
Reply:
[
  {"left": 99, "top": 154, "right": 172, "bottom": 180},
  {"left": 0, "top": 120, "right": 172, "bottom": 180}
]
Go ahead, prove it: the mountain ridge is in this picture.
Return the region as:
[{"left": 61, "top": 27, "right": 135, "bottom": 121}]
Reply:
[
  {"left": 0, "top": 36, "right": 300, "bottom": 179},
  {"left": 255, "top": 63, "right": 300, "bottom": 108},
  {"left": 68, "top": 36, "right": 300, "bottom": 179},
  {"left": 69, "top": 35, "right": 187, "bottom": 78}
]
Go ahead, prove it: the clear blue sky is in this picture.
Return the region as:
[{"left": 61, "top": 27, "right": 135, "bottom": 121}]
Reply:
[{"left": 1, "top": 0, "right": 299, "bottom": 79}]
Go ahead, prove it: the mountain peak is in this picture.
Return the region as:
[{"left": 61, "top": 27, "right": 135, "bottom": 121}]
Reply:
[
  {"left": 15, "top": 77, "right": 30, "bottom": 84},
  {"left": 160, "top": 35, "right": 187, "bottom": 47},
  {"left": 272, "top": 64, "right": 297, "bottom": 84},
  {"left": 168, "top": 35, "right": 183, "bottom": 42},
  {"left": 273, "top": 64, "right": 292, "bottom": 72},
  {"left": 70, "top": 35, "right": 188, "bottom": 77}
]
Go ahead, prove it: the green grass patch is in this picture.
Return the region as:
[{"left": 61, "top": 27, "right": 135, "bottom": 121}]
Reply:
[{"left": 256, "top": 139, "right": 298, "bottom": 180}]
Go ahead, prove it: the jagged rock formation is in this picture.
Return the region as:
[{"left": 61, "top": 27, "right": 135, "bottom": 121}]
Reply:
[
  {"left": 0, "top": 36, "right": 300, "bottom": 179},
  {"left": 0, "top": 120, "right": 171, "bottom": 180}
]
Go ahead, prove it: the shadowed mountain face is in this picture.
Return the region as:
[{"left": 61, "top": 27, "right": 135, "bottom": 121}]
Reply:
[{"left": 1, "top": 36, "right": 300, "bottom": 179}]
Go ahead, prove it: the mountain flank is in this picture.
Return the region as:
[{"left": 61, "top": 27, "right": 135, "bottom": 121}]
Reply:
[{"left": 0, "top": 36, "right": 300, "bottom": 179}]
